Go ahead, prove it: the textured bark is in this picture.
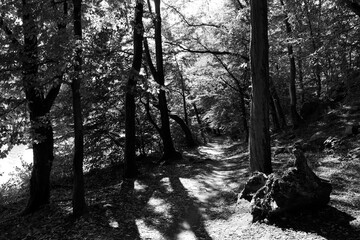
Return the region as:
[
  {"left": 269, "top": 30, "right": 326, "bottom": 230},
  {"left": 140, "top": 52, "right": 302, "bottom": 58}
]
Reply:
[
  {"left": 124, "top": 0, "right": 144, "bottom": 178},
  {"left": 72, "top": 0, "right": 87, "bottom": 218},
  {"left": 20, "top": 0, "right": 62, "bottom": 215},
  {"left": 249, "top": 0, "right": 272, "bottom": 174}
]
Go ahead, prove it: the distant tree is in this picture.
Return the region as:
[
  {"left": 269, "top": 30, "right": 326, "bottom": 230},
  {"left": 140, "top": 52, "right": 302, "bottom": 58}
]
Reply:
[
  {"left": 248, "top": 0, "right": 272, "bottom": 174},
  {"left": 280, "top": 0, "right": 302, "bottom": 129},
  {"left": 71, "top": 0, "right": 87, "bottom": 218},
  {"left": 124, "top": 0, "right": 144, "bottom": 178}
]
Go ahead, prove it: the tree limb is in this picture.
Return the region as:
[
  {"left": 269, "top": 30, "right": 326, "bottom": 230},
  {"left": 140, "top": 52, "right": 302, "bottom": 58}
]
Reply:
[{"left": 143, "top": 38, "right": 159, "bottom": 83}]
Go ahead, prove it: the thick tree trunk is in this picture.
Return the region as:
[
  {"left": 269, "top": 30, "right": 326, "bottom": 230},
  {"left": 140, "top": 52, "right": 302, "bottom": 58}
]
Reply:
[
  {"left": 169, "top": 113, "right": 197, "bottom": 147},
  {"left": 21, "top": 0, "right": 61, "bottom": 215},
  {"left": 249, "top": 0, "right": 272, "bottom": 174},
  {"left": 124, "top": 0, "right": 143, "bottom": 178},
  {"left": 72, "top": 0, "right": 87, "bottom": 218}
]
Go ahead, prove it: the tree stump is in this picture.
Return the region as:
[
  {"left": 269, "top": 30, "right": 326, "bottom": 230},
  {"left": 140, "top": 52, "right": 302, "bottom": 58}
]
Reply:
[{"left": 239, "top": 147, "right": 332, "bottom": 222}]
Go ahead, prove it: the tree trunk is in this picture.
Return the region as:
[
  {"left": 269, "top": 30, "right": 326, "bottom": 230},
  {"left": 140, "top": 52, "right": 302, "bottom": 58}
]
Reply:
[
  {"left": 304, "top": 0, "right": 322, "bottom": 98},
  {"left": 144, "top": 0, "right": 180, "bottom": 162},
  {"left": 281, "top": 0, "right": 302, "bottom": 129},
  {"left": 298, "top": 49, "right": 305, "bottom": 105},
  {"left": 72, "top": 0, "right": 87, "bottom": 218},
  {"left": 269, "top": 95, "right": 280, "bottom": 132},
  {"left": 169, "top": 113, "right": 197, "bottom": 147},
  {"left": 178, "top": 66, "right": 189, "bottom": 126},
  {"left": 21, "top": 0, "right": 62, "bottom": 215},
  {"left": 124, "top": 0, "right": 143, "bottom": 178},
  {"left": 192, "top": 103, "right": 207, "bottom": 144},
  {"left": 249, "top": 0, "right": 272, "bottom": 174},
  {"left": 269, "top": 77, "right": 287, "bottom": 129}
]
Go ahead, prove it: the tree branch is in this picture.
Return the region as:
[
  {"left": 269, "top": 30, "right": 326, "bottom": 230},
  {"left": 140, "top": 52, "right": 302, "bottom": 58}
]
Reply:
[
  {"left": 143, "top": 38, "right": 159, "bottom": 84},
  {"left": 165, "top": 41, "right": 250, "bottom": 61}
]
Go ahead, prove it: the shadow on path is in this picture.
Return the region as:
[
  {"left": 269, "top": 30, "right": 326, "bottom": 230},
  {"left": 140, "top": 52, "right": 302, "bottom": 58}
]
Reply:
[{"left": 270, "top": 206, "right": 360, "bottom": 240}]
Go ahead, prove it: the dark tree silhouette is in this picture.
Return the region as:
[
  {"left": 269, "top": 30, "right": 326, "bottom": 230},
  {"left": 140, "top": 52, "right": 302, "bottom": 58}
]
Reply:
[
  {"left": 248, "top": 0, "right": 272, "bottom": 174},
  {"left": 124, "top": 0, "right": 144, "bottom": 178},
  {"left": 71, "top": 0, "right": 87, "bottom": 218}
]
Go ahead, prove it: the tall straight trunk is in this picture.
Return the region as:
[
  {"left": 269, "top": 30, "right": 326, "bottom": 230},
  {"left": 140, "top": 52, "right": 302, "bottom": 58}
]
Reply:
[
  {"left": 298, "top": 49, "right": 305, "bottom": 104},
  {"left": 178, "top": 67, "right": 189, "bottom": 126},
  {"left": 72, "top": 0, "right": 87, "bottom": 218},
  {"left": 281, "top": 0, "right": 302, "bottom": 128},
  {"left": 269, "top": 95, "right": 280, "bottom": 132},
  {"left": 144, "top": 0, "right": 180, "bottom": 162},
  {"left": 304, "top": 0, "right": 322, "bottom": 98},
  {"left": 21, "top": 0, "right": 62, "bottom": 215},
  {"left": 237, "top": 70, "right": 249, "bottom": 142},
  {"left": 269, "top": 77, "right": 287, "bottom": 128},
  {"left": 192, "top": 103, "right": 207, "bottom": 144},
  {"left": 249, "top": 0, "right": 272, "bottom": 174},
  {"left": 124, "top": 0, "right": 143, "bottom": 178}
]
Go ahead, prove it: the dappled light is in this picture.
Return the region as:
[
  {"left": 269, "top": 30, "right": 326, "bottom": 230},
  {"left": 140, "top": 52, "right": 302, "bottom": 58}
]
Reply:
[{"left": 1, "top": 0, "right": 360, "bottom": 239}]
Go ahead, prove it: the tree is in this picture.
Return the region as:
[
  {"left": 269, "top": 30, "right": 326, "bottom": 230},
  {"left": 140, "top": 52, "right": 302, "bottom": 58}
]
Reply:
[
  {"left": 248, "top": 0, "right": 272, "bottom": 174},
  {"left": 124, "top": 0, "right": 144, "bottom": 178},
  {"left": 71, "top": 0, "right": 87, "bottom": 218},
  {"left": 280, "top": 0, "right": 302, "bottom": 128},
  {"left": 144, "top": 0, "right": 181, "bottom": 162},
  {"left": 0, "top": 0, "right": 65, "bottom": 214}
]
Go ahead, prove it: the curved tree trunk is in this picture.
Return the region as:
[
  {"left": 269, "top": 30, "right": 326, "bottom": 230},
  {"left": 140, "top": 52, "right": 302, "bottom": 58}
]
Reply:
[
  {"left": 249, "top": 0, "right": 272, "bottom": 174},
  {"left": 124, "top": 0, "right": 144, "bottom": 178},
  {"left": 169, "top": 113, "right": 197, "bottom": 147}
]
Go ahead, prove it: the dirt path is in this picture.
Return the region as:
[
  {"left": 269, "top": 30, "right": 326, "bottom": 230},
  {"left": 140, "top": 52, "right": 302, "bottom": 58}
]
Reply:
[
  {"left": 2, "top": 137, "right": 359, "bottom": 240},
  {"left": 134, "top": 137, "right": 360, "bottom": 240}
]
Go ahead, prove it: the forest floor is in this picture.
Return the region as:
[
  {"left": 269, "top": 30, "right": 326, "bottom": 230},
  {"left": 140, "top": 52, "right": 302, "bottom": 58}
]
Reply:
[{"left": 1, "top": 104, "right": 360, "bottom": 239}]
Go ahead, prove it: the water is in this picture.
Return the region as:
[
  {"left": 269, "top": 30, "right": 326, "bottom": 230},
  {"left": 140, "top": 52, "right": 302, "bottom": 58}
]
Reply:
[{"left": 0, "top": 145, "right": 32, "bottom": 185}]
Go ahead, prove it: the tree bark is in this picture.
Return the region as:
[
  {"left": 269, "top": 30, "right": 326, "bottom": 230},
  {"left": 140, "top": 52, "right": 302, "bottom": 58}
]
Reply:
[
  {"left": 72, "top": 0, "right": 87, "bottom": 218},
  {"left": 20, "top": 0, "right": 62, "bottom": 215},
  {"left": 249, "top": 0, "right": 272, "bottom": 174},
  {"left": 124, "top": 0, "right": 144, "bottom": 178},
  {"left": 281, "top": 0, "right": 302, "bottom": 129},
  {"left": 144, "top": 0, "right": 180, "bottom": 162}
]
